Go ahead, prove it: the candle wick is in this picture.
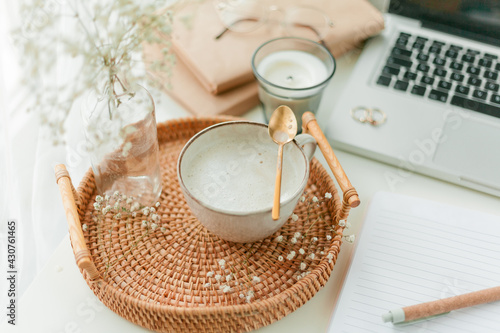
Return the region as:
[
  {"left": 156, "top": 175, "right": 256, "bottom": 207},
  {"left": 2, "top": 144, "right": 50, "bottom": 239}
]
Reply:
[{"left": 286, "top": 75, "right": 294, "bottom": 82}]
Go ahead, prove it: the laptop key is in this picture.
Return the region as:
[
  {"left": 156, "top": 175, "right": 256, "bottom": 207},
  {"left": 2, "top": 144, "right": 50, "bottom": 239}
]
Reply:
[
  {"left": 428, "top": 45, "right": 441, "bottom": 54},
  {"left": 451, "top": 95, "right": 500, "bottom": 118},
  {"left": 394, "top": 80, "right": 409, "bottom": 91},
  {"left": 392, "top": 47, "right": 412, "bottom": 58},
  {"left": 433, "top": 67, "right": 447, "bottom": 77},
  {"left": 417, "top": 53, "right": 429, "bottom": 62},
  {"left": 473, "top": 89, "right": 487, "bottom": 100},
  {"left": 429, "top": 89, "right": 448, "bottom": 103},
  {"left": 485, "top": 82, "right": 499, "bottom": 92},
  {"left": 437, "top": 80, "right": 452, "bottom": 90},
  {"left": 468, "top": 76, "right": 482, "bottom": 86},
  {"left": 484, "top": 70, "right": 498, "bottom": 81},
  {"left": 445, "top": 49, "right": 458, "bottom": 59},
  {"left": 449, "top": 44, "right": 463, "bottom": 50},
  {"left": 492, "top": 94, "right": 500, "bottom": 105},
  {"left": 450, "top": 72, "right": 464, "bottom": 82},
  {"left": 466, "top": 48, "right": 480, "bottom": 55},
  {"left": 411, "top": 85, "right": 427, "bottom": 96},
  {"left": 433, "top": 57, "right": 446, "bottom": 66},
  {"left": 450, "top": 61, "right": 463, "bottom": 71},
  {"left": 462, "top": 54, "right": 476, "bottom": 63},
  {"left": 383, "top": 66, "right": 400, "bottom": 76},
  {"left": 412, "top": 42, "right": 425, "bottom": 50},
  {"left": 455, "top": 85, "right": 470, "bottom": 95},
  {"left": 387, "top": 56, "right": 412, "bottom": 68},
  {"left": 420, "top": 76, "right": 434, "bottom": 85},
  {"left": 404, "top": 71, "right": 418, "bottom": 80},
  {"left": 484, "top": 53, "right": 498, "bottom": 59},
  {"left": 466, "top": 66, "right": 481, "bottom": 75},
  {"left": 416, "top": 63, "right": 430, "bottom": 72},
  {"left": 478, "top": 58, "right": 493, "bottom": 68},
  {"left": 377, "top": 75, "right": 392, "bottom": 87}
]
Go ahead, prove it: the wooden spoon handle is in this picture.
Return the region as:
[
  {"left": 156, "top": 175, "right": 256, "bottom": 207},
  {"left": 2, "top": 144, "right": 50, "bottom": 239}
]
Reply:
[
  {"left": 302, "top": 112, "right": 360, "bottom": 208},
  {"left": 272, "top": 143, "right": 284, "bottom": 220}
]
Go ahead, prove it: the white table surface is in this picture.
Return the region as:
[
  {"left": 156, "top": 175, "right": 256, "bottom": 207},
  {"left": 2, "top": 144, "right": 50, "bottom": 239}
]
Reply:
[{"left": 3, "top": 45, "right": 500, "bottom": 332}]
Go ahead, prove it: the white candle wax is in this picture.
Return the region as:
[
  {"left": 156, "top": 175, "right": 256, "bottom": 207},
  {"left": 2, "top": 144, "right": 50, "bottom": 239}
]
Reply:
[{"left": 256, "top": 50, "right": 329, "bottom": 90}]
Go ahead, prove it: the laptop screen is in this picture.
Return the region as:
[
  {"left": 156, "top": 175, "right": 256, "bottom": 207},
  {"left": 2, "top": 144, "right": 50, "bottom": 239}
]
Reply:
[{"left": 389, "top": 0, "right": 500, "bottom": 46}]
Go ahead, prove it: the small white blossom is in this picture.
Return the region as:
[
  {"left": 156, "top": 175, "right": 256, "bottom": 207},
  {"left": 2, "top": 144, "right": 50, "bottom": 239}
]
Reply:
[
  {"left": 291, "top": 237, "right": 298, "bottom": 244},
  {"left": 278, "top": 255, "right": 284, "bottom": 261},
  {"left": 294, "top": 232, "right": 301, "bottom": 238},
  {"left": 121, "top": 194, "right": 127, "bottom": 201},
  {"left": 300, "top": 196, "right": 306, "bottom": 202},
  {"left": 311, "top": 237, "right": 318, "bottom": 243},
  {"left": 151, "top": 214, "right": 160, "bottom": 222},
  {"left": 142, "top": 220, "right": 148, "bottom": 227},
  {"left": 114, "top": 213, "right": 121, "bottom": 219},
  {"left": 239, "top": 293, "right": 245, "bottom": 299},
  {"left": 226, "top": 274, "right": 232, "bottom": 282},
  {"left": 252, "top": 276, "right": 261, "bottom": 283},
  {"left": 151, "top": 223, "right": 158, "bottom": 230},
  {"left": 345, "top": 235, "right": 356, "bottom": 243},
  {"left": 346, "top": 221, "right": 352, "bottom": 229},
  {"left": 246, "top": 295, "right": 253, "bottom": 303},
  {"left": 320, "top": 251, "right": 325, "bottom": 255},
  {"left": 325, "top": 192, "right": 332, "bottom": 199},
  {"left": 287, "top": 251, "right": 296, "bottom": 260},
  {"left": 300, "top": 262, "right": 307, "bottom": 270},
  {"left": 215, "top": 274, "right": 222, "bottom": 282},
  {"left": 82, "top": 224, "right": 88, "bottom": 231},
  {"left": 93, "top": 202, "right": 101, "bottom": 210},
  {"left": 339, "top": 220, "right": 346, "bottom": 227},
  {"left": 326, "top": 235, "right": 332, "bottom": 241},
  {"left": 126, "top": 197, "right": 133, "bottom": 205},
  {"left": 113, "top": 191, "right": 120, "bottom": 199},
  {"left": 222, "top": 285, "right": 231, "bottom": 293},
  {"left": 308, "top": 253, "right": 315, "bottom": 260},
  {"left": 102, "top": 205, "right": 111, "bottom": 214},
  {"left": 104, "top": 194, "right": 110, "bottom": 201},
  {"left": 130, "top": 202, "right": 140, "bottom": 212},
  {"left": 160, "top": 227, "right": 167, "bottom": 232},
  {"left": 132, "top": 212, "right": 137, "bottom": 218},
  {"left": 95, "top": 195, "right": 103, "bottom": 203},
  {"left": 150, "top": 207, "right": 156, "bottom": 214},
  {"left": 142, "top": 208, "right": 150, "bottom": 216},
  {"left": 155, "top": 202, "right": 160, "bottom": 207},
  {"left": 312, "top": 196, "right": 319, "bottom": 202},
  {"left": 207, "top": 271, "right": 214, "bottom": 278},
  {"left": 299, "top": 248, "right": 305, "bottom": 255},
  {"left": 204, "top": 282, "right": 211, "bottom": 288},
  {"left": 291, "top": 214, "right": 299, "bottom": 222},
  {"left": 114, "top": 202, "right": 120, "bottom": 211},
  {"left": 275, "top": 235, "right": 284, "bottom": 242},
  {"left": 218, "top": 259, "right": 226, "bottom": 268},
  {"left": 327, "top": 252, "right": 334, "bottom": 263}
]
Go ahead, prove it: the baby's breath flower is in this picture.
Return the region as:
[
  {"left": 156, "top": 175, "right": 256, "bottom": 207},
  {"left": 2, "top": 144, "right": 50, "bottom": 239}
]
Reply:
[
  {"left": 226, "top": 274, "right": 232, "bottom": 282},
  {"left": 344, "top": 235, "right": 356, "bottom": 243},
  {"left": 294, "top": 232, "right": 301, "bottom": 238},
  {"left": 346, "top": 221, "right": 352, "bottom": 229},
  {"left": 215, "top": 274, "right": 222, "bottom": 282},
  {"left": 151, "top": 223, "right": 158, "bottom": 230},
  {"left": 114, "top": 213, "right": 121, "bottom": 219},
  {"left": 325, "top": 192, "right": 332, "bottom": 199},
  {"left": 308, "top": 253, "right": 315, "bottom": 260},
  {"left": 291, "top": 237, "right": 298, "bottom": 244},
  {"left": 104, "top": 195, "right": 110, "bottom": 202},
  {"left": 130, "top": 202, "right": 140, "bottom": 212},
  {"left": 121, "top": 194, "right": 127, "bottom": 201},
  {"left": 299, "top": 248, "right": 305, "bottom": 255},
  {"left": 126, "top": 197, "right": 133, "bottom": 205},
  {"left": 252, "top": 276, "right": 261, "bottom": 283},
  {"left": 155, "top": 202, "right": 160, "bottom": 208},
  {"left": 300, "top": 262, "right": 307, "bottom": 270},
  {"left": 239, "top": 293, "right": 245, "bottom": 299},
  {"left": 300, "top": 196, "right": 306, "bottom": 202},
  {"left": 326, "top": 235, "right": 332, "bottom": 241},
  {"left": 114, "top": 202, "right": 120, "bottom": 211},
  {"left": 218, "top": 259, "right": 226, "bottom": 268},
  {"left": 93, "top": 202, "right": 101, "bottom": 210},
  {"left": 312, "top": 196, "right": 319, "bottom": 203},
  {"left": 327, "top": 253, "right": 334, "bottom": 263},
  {"left": 95, "top": 195, "right": 103, "bottom": 203},
  {"left": 339, "top": 220, "right": 346, "bottom": 227},
  {"left": 222, "top": 285, "right": 231, "bottom": 293},
  {"left": 142, "top": 208, "right": 150, "bottom": 216},
  {"left": 142, "top": 220, "right": 148, "bottom": 227},
  {"left": 151, "top": 214, "right": 160, "bottom": 222},
  {"left": 287, "top": 251, "right": 296, "bottom": 260},
  {"left": 311, "top": 237, "right": 318, "bottom": 243},
  {"left": 82, "top": 224, "right": 88, "bottom": 231},
  {"left": 204, "top": 282, "right": 211, "bottom": 288},
  {"left": 113, "top": 191, "right": 120, "bottom": 199},
  {"left": 278, "top": 255, "right": 284, "bottom": 261},
  {"left": 246, "top": 295, "right": 253, "bottom": 303},
  {"left": 150, "top": 207, "right": 156, "bottom": 214},
  {"left": 291, "top": 214, "right": 299, "bottom": 222},
  {"left": 102, "top": 205, "right": 111, "bottom": 214},
  {"left": 275, "top": 235, "right": 284, "bottom": 242},
  {"left": 132, "top": 212, "right": 137, "bottom": 218},
  {"left": 160, "top": 227, "right": 167, "bottom": 232},
  {"left": 207, "top": 271, "right": 215, "bottom": 278}
]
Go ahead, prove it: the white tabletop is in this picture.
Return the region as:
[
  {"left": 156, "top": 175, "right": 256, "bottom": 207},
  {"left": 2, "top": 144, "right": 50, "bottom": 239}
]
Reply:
[{"left": 3, "top": 46, "right": 500, "bottom": 332}]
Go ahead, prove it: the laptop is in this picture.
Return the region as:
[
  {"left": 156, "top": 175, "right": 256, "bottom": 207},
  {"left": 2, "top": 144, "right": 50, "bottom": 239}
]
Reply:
[{"left": 326, "top": 0, "right": 500, "bottom": 197}]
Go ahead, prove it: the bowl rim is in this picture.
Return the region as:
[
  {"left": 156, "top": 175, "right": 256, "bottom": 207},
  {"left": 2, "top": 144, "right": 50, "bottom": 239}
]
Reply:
[{"left": 177, "top": 120, "right": 310, "bottom": 216}]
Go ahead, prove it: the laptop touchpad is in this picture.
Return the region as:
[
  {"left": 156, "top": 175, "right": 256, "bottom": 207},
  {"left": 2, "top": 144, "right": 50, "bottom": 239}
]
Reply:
[{"left": 433, "top": 115, "right": 500, "bottom": 189}]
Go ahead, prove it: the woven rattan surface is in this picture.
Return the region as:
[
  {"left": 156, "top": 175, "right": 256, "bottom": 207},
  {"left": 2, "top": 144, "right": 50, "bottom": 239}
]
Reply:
[{"left": 74, "top": 117, "right": 346, "bottom": 332}]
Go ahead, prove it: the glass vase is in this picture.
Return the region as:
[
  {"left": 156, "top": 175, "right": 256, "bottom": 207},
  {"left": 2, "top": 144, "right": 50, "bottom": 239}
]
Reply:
[{"left": 82, "top": 82, "right": 162, "bottom": 205}]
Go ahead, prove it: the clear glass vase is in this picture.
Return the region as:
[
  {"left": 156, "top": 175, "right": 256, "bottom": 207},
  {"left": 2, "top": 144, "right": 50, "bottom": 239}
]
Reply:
[{"left": 82, "top": 81, "right": 162, "bottom": 205}]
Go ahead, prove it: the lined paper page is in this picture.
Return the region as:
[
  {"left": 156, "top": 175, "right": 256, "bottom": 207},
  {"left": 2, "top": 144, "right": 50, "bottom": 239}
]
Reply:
[{"left": 328, "top": 192, "right": 500, "bottom": 333}]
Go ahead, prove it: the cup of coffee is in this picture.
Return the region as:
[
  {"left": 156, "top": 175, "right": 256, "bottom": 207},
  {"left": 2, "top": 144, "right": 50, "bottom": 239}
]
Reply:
[{"left": 177, "top": 121, "right": 316, "bottom": 243}]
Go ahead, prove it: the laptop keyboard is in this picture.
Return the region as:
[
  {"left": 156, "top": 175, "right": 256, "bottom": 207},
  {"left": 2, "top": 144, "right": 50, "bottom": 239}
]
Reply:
[{"left": 376, "top": 32, "right": 500, "bottom": 118}]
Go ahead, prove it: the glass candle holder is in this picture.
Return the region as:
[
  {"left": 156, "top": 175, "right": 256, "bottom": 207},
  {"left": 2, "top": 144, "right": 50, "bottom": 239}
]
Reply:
[{"left": 251, "top": 37, "right": 336, "bottom": 130}]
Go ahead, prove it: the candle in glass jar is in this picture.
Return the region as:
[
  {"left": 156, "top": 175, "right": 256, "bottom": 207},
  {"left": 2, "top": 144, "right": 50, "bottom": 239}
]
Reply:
[{"left": 256, "top": 50, "right": 329, "bottom": 94}]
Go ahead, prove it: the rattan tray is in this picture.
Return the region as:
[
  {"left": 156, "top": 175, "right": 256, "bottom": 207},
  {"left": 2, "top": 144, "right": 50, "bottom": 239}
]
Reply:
[{"left": 55, "top": 116, "right": 355, "bottom": 333}]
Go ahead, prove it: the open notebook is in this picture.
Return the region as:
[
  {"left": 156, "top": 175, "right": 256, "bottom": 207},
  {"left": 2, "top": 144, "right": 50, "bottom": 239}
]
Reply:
[{"left": 329, "top": 192, "right": 500, "bottom": 332}]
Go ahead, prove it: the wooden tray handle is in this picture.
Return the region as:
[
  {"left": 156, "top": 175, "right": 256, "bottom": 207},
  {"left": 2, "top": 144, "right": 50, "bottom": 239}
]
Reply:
[
  {"left": 302, "top": 112, "right": 360, "bottom": 220},
  {"left": 55, "top": 164, "right": 100, "bottom": 281}
]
